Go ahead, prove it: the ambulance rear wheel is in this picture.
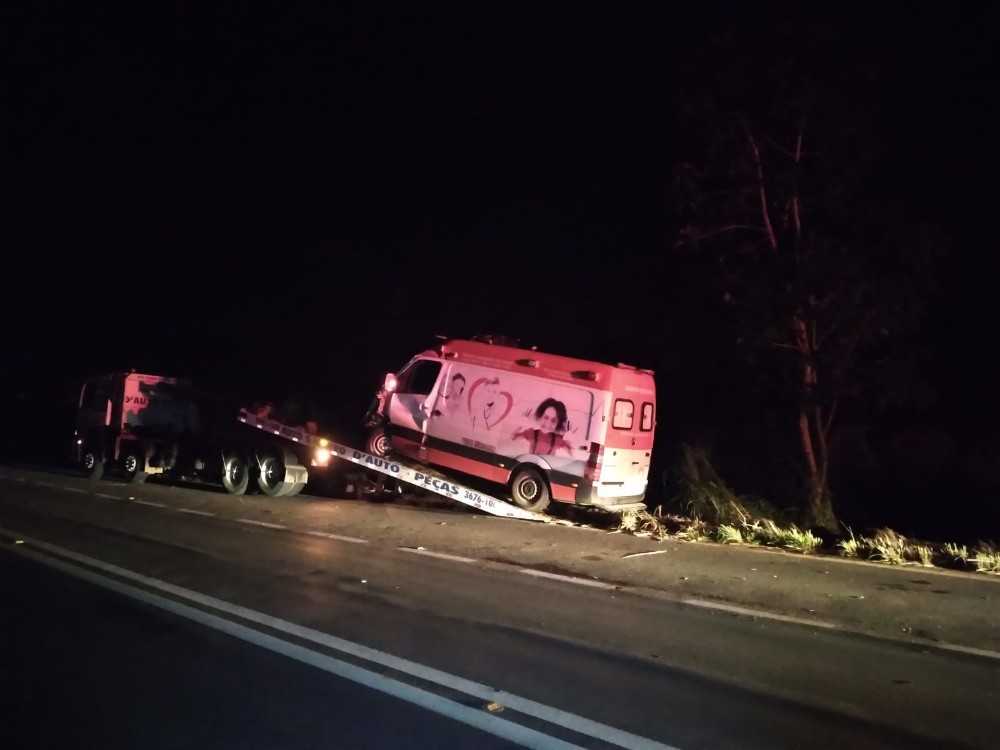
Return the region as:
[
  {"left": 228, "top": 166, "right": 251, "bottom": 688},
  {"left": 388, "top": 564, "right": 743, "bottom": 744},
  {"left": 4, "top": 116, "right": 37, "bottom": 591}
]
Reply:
[
  {"left": 509, "top": 466, "right": 550, "bottom": 512},
  {"left": 366, "top": 426, "right": 391, "bottom": 458}
]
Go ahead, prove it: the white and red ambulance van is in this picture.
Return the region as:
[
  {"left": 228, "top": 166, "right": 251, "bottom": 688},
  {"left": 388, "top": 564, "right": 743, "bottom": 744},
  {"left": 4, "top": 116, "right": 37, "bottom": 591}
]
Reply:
[{"left": 363, "top": 336, "right": 657, "bottom": 512}]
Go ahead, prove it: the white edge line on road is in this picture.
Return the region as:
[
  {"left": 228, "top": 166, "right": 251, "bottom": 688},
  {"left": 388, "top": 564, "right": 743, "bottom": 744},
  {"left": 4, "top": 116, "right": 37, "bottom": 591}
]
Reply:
[
  {"left": 399, "top": 547, "right": 475, "bottom": 563},
  {"left": 133, "top": 500, "right": 167, "bottom": 508},
  {"left": 930, "top": 642, "right": 1000, "bottom": 661},
  {"left": 682, "top": 598, "right": 1000, "bottom": 661},
  {"left": 177, "top": 508, "right": 215, "bottom": 517},
  {"left": 520, "top": 569, "right": 618, "bottom": 590},
  {"left": 2, "top": 540, "right": 585, "bottom": 750},
  {"left": 304, "top": 530, "right": 368, "bottom": 544},
  {"left": 682, "top": 598, "right": 839, "bottom": 630},
  {"left": 236, "top": 519, "right": 287, "bottom": 530},
  {"left": 95, "top": 493, "right": 122, "bottom": 500},
  {"left": 61, "top": 486, "right": 88, "bottom": 494},
  {"left": 0, "top": 527, "right": 678, "bottom": 750}
]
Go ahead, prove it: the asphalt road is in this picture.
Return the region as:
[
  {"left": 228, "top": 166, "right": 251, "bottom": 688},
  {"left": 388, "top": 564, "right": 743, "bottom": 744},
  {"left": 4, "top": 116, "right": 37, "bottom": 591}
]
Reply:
[
  {"left": 1, "top": 468, "right": 998, "bottom": 749},
  {"left": 0, "top": 551, "right": 524, "bottom": 750}
]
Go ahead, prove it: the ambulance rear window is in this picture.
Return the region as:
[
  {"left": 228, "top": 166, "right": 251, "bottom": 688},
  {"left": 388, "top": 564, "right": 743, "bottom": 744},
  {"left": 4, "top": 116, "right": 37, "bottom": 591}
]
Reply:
[
  {"left": 640, "top": 402, "right": 654, "bottom": 431},
  {"left": 612, "top": 398, "right": 634, "bottom": 429}
]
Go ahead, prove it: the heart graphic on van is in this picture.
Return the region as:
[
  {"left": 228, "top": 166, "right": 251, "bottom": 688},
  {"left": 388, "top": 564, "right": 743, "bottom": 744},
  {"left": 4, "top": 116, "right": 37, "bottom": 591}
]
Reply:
[{"left": 466, "top": 377, "right": 514, "bottom": 430}]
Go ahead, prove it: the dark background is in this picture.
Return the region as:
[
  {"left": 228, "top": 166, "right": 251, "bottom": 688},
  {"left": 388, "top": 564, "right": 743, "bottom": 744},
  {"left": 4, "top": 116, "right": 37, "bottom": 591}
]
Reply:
[{"left": 4, "top": 4, "right": 998, "bottom": 540}]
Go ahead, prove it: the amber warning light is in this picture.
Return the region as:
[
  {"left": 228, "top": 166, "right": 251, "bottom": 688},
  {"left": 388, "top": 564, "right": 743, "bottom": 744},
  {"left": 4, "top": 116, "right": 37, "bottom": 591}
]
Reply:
[{"left": 312, "top": 438, "right": 332, "bottom": 467}]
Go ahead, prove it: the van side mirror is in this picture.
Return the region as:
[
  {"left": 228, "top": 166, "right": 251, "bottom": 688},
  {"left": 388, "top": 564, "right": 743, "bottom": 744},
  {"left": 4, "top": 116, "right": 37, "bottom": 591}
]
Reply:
[{"left": 383, "top": 373, "right": 398, "bottom": 393}]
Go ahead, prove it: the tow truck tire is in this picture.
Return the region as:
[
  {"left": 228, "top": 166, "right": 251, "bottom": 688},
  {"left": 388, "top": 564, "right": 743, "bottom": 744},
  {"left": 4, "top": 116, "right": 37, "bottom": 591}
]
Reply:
[
  {"left": 365, "top": 426, "right": 391, "bottom": 458},
  {"left": 257, "top": 452, "right": 292, "bottom": 497},
  {"left": 275, "top": 470, "right": 304, "bottom": 497},
  {"left": 122, "top": 447, "right": 148, "bottom": 484},
  {"left": 81, "top": 449, "right": 104, "bottom": 481},
  {"left": 221, "top": 452, "right": 250, "bottom": 495},
  {"left": 509, "top": 466, "right": 551, "bottom": 512}
]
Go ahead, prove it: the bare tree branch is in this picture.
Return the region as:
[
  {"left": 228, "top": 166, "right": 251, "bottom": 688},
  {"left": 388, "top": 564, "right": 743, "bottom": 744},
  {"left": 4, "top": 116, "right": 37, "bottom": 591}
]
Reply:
[
  {"left": 824, "top": 396, "right": 838, "bottom": 437},
  {"left": 792, "top": 123, "right": 804, "bottom": 243},
  {"left": 793, "top": 314, "right": 811, "bottom": 357},
  {"left": 696, "top": 224, "right": 771, "bottom": 240},
  {"left": 747, "top": 132, "right": 779, "bottom": 252},
  {"left": 792, "top": 123, "right": 804, "bottom": 266},
  {"left": 762, "top": 134, "right": 797, "bottom": 158},
  {"left": 816, "top": 321, "right": 838, "bottom": 348},
  {"left": 763, "top": 133, "right": 820, "bottom": 159}
]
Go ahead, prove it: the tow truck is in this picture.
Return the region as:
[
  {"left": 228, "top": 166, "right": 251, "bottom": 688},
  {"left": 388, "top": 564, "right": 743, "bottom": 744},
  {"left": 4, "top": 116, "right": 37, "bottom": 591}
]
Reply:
[
  {"left": 72, "top": 371, "right": 316, "bottom": 497},
  {"left": 237, "top": 409, "right": 551, "bottom": 522},
  {"left": 72, "top": 370, "right": 551, "bottom": 521}
]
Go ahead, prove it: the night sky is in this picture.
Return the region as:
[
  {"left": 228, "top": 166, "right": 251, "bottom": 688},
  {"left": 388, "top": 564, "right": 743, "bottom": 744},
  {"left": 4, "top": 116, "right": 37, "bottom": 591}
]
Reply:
[{"left": 5, "top": 5, "right": 1000, "bottom": 517}]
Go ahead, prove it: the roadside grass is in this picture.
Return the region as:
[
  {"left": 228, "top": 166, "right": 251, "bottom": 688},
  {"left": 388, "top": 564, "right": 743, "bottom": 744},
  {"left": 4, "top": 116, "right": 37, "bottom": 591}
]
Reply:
[
  {"left": 671, "top": 443, "right": 784, "bottom": 528},
  {"left": 835, "top": 527, "right": 1000, "bottom": 575},
  {"left": 610, "top": 443, "right": 999, "bottom": 576},
  {"left": 971, "top": 543, "right": 1000, "bottom": 574},
  {"left": 711, "top": 519, "right": 822, "bottom": 552}
]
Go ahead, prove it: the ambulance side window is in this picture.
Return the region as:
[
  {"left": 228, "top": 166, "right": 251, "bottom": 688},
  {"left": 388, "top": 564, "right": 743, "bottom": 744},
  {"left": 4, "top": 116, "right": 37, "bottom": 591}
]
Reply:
[{"left": 397, "top": 360, "right": 442, "bottom": 395}]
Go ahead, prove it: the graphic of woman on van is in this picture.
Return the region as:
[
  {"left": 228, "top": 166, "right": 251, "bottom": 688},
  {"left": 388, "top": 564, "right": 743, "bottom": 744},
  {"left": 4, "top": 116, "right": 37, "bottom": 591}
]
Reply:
[{"left": 512, "top": 398, "right": 573, "bottom": 457}]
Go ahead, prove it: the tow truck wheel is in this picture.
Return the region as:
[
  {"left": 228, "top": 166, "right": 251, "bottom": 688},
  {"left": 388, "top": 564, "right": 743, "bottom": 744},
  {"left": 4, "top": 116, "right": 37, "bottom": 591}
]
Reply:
[
  {"left": 81, "top": 449, "right": 104, "bottom": 481},
  {"left": 257, "top": 453, "right": 291, "bottom": 497},
  {"left": 122, "top": 448, "right": 148, "bottom": 484},
  {"left": 274, "top": 469, "right": 304, "bottom": 497},
  {"left": 221, "top": 453, "right": 250, "bottom": 495},
  {"left": 365, "top": 426, "right": 391, "bottom": 458},
  {"left": 509, "top": 466, "right": 551, "bottom": 512}
]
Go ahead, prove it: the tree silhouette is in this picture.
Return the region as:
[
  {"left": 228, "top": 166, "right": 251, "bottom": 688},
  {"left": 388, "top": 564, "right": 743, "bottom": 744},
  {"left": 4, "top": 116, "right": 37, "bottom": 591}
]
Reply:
[{"left": 670, "top": 15, "right": 946, "bottom": 530}]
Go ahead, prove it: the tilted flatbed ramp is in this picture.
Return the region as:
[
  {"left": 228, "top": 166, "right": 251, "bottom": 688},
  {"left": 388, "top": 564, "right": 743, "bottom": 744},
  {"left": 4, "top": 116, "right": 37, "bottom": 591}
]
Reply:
[{"left": 237, "top": 410, "right": 550, "bottom": 522}]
